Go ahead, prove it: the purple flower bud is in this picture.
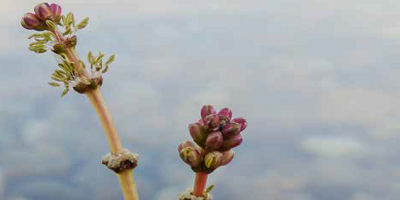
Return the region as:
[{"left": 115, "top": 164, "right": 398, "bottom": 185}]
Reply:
[
  {"left": 34, "top": 3, "right": 52, "bottom": 20},
  {"left": 204, "top": 151, "right": 222, "bottom": 169},
  {"left": 220, "top": 150, "right": 235, "bottom": 166},
  {"left": 179, "top": 147, "right": 202, "bottom": 167},
  {"left": 218, "top": 108, "right": 232, "bottom": 122},
  {"left": 233, "top": 117, "right": 247, "bottom": 132},
  {"left": 205, "top": 131, "right": 223, "bottom": 150},
  {"left": 50, "top": 3, "right": 62, "bottom": 22},
  {"left": 178, "top": 141, "right": 196, "bottom": 153},
  {"left": 197, "top": 119, "right": 205, "bottom": 125},
  {"left": 222, "top": 122, "right": 241, "bottom": 138},
  {"left": 189, "top": 123, "right": 207, "bottom": 147},
  {"left": 201, "top": 105, "right": 216, "bottom": 119},
  {"left": 203, "top": 114, "right": 220, "bottom": 129},
  {"left": 222, "top": 134, "right": 243, "bottom": 150},
  {"left": 21, "top": 13, "right": 40, "bottom": 30}
]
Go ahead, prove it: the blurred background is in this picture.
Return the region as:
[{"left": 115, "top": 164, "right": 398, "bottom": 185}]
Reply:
[{"left": 2, "top": 0, "right": 400, "bottom": 199}]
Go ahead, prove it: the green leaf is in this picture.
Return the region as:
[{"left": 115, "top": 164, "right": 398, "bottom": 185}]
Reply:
[
  {"left": 29, "top": 41, "right": 47, "bottom": 46},
  {"left": 94, "top": 52, "right": 104, "bottom": 64},
  {"left": 58, "top": 63, "right": 69, "bottom": 72},
  {"left": 205, "top": 185, "right": 214, "bottom": 193},
  {"left": 105, "top": 54, "right": 115, "bottom": 66},
  {"left": 48, "top": 82, "right": 60, "bottom": 87},
  {"left": 102, "top": 65, "right": 109, "bottom": 73},
  {"left": 79, "top": 60, "right": 86, "bottom": 69},
  {"left": 64, "top": 12, "right": 74, "bottom": 30},
  {"left": 51, "top": 75, "right": 63, "bottom": 82},
  {"left": 88, "top": 51, "right": 94, "bottom": 65},
  {"left": 76, "top": 17, "right": 89, "bottom": 30},
  {"left": 61, "top": 88, "right": 69, "bottom": 97},
  {"left": 63, "top": 28, "right": 72, "bottom": 36},
  {"left": 35, "top": 49, "right": 47, "bottom": 53},
  {"left": 28, "top": 32, "right": 51, "bottom": 42},
  {"left": 45, "top": 20, "right": 57, "bottom": 30},
  {"left": 61, "top": 15, "right": 66, "bottom": 26},
  {"left": 28, "top": 33, "right": 42, "bottom": 39},
  {"left": 81, "top": 77, "right": 91, "bottom": 85}
]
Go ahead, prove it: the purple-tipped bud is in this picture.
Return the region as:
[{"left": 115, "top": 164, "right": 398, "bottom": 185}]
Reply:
[
  {"left": 204, "top": 151, "right": 222, "bottom": 169},
  {"left": 233, "top": 117, "right": 247, "bottom": 132},
  {"left": 34, "top": 3, "right": 52, "bottom": 20},
  {"left": 197, "top": 119, "right": 205, "bottom": 125},
  {"left": 220, "top": 150, "right": 235, "bottom": 166},
  {"left": 222, "top": 122, "right": 241, "bottom": 138},
  {"left": 205, "top": 131, "right": 223, "bottom": 150},
  {"left": 222, "top": 134, "right": 243, "bottom": 150},
  {"left": 21, "top": 13, "right": 40, "bottom": 30},
  {"left": 179, "top": 147, "right": 202, "bottom": 167},
  {"left": 203, "top": 114, "right": 220, "bottom": 129},
  {"left": 178, "top": 141, "right": 196, "bottom": 153},
  {"left": 201, "top": 105, "right": 216, "bottom": 119},
  {"left": 50, "top": 3, "right": 62, "bottom": 22},
  {"left": 218, "top": 108, "right": 232, "bottom": 122},
  {"left": 189, "top": 123, "right": 207, "bottom": 147}
]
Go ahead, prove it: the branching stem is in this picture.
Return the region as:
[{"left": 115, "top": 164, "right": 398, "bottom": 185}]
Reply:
[{"left": 52, "top": 29, "right": 139, "bottom": 200}]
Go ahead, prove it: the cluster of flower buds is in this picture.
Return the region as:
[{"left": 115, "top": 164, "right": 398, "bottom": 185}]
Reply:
[
  {"left": 22, "top": 3, "right": 89, "bottom": 55},
  {"left": 21, "top": 3, "right": 62, "bottom": 31},
  {"left": 22, "top": 3, "right": 115, "bottom": 97},
  {"left": 178, "top": 105, "right": 247, "bottom": 173}
]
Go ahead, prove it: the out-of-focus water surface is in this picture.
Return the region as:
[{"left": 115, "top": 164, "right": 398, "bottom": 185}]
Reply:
[{"left": 2, "top": 0, "right": 400, "bottom": 200}]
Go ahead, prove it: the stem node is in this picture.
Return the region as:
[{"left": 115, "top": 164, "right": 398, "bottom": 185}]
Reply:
[{"left": 102, "top": 149, "right": 139, "bottom": 173}]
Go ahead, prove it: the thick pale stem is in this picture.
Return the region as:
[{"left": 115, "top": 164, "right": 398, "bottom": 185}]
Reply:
[
  {"left": 118, "top": 170, "right": 140, "bottom": 200},
  {"left": 86, "top": 88, "right": 123, "bottom": 153},
  {"left": 65, "top": 47, "right": 90, "bottom": 77},
  {"left": 193, "top": 172, "right": 208, "bottom": 197},
  {"left": 86, "top": 88, "right": 140, "bottom": 200}
]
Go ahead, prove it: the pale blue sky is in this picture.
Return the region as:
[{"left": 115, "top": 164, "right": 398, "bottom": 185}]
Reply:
[{"left": 2, "top": 1, "right": 400, "bottom": 200}]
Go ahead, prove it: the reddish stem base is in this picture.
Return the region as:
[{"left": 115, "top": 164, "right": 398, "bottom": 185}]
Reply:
[{"left": 193, "top": 172, "right": 208, "bottom": 197}]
